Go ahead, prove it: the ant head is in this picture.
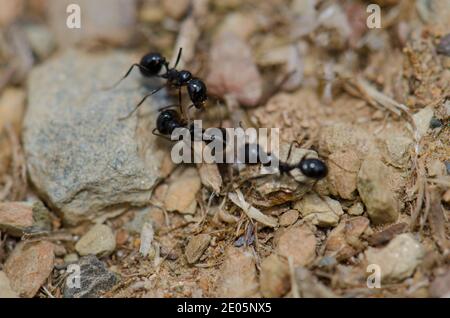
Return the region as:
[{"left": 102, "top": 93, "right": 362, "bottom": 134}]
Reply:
[
  {"left": 299, "top": 157, "right": 328, "bottom": 179},
  {"left": 187, "top": 78, "right": 207, "bottom": 108},
  {"left": 156, "top": 109, "right": 181, "bottom": 135},
  {"left": 179, "top": 70, "right": 192, "bottom": 84},
  {"left": 140, "top": 53, "right": 167, "bottom": 76}
]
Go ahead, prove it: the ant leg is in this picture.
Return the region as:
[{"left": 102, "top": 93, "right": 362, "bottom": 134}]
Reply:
[
  {"left": 119, "top": 86, "right": 165, "bottom": 120},
  {"left": 152, "top": 128, "right": 172, "bottom": 141},
  {"left": 286, "top": 140, "right": 303, "bottom": 163},
  {"left": 173, "top": 47, "right": 183, "bottom": 69},
  {"left": 105, "top": 64, "right": 149, "bottom": 90}
]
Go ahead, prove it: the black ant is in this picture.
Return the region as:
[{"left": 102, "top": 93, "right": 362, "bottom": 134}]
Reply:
[
  {"left": 111, "top": 48, "right": 208, "bottom": 120},
  {"left": 241, "top": 142, "right": 328, "bottom": 180}
]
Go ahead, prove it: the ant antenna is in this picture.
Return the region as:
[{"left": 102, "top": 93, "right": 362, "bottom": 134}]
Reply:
[
  {"left": 173, "top": 47, "right": 183, "bottom": 69},
  {"left": 119, "top": 86, "right": 165, "bottom": 120},
  {"left": 104, "top": 64, "right": 150, "bottom": 91}
]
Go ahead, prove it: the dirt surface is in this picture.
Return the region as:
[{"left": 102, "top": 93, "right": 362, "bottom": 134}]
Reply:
[{"left": 0, "top": 0, "right": 449, "bottom": 298}]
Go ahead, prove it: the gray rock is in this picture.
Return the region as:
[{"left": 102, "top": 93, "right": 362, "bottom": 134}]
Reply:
[
  {"left": 24, "top": 50, "right": 169, "bottom": 225},
  {"left": 64, "top": 255, "right": 118, "bottom": 298},
  {"left": 357, "top": 157, "right": 399, "bottom": 225}
]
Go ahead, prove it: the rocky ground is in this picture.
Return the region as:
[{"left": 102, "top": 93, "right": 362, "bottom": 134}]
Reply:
[{"left": 0, "top": 0, "right": 449, "bottom": 298}]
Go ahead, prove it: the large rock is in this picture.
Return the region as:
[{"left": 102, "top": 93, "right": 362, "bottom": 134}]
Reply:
[
  {"left": 24, "top": 50, "right": 169, "bottom": 225},
  {"left": 357, "top": 157, "right": 399, "bottom": 225}
]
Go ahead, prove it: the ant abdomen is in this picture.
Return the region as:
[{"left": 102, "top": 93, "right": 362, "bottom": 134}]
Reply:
[
  {"left": 299, "top": 158, "right": 328, "bottom": 180},
  {"left": 156, "top": 109, "right": 183, "bottom": 135},
  {"left": 187, "top": 78, "right": 207, "bottom": 108}
]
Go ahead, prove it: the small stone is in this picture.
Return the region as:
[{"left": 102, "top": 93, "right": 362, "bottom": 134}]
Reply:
[
  {"left": 412, "top": 107, "right": 434, "bottom": 138},
  {"left": 164, "top": 168, "right": 201, "bottom": 214},
  {"left": 348, "top": 202, "right": 364, "bottom": 216},
  {"left": 357, "top": 157, "right": 399, "bottom": 225},
  {"left": 276, "top": 225, "right": 316, "bottom": 266},
  {"left": 0, "top": 202, "right": 33, "bottom": 237},
  {"left": 437, "top": 33, "right": 450, "bottom": 56},
  {"left": 327, "top": 150, "right": 361, "bottom": 199},
  {"left": 294, "top": 193, "right": 344, "bottom": 227},
  {"left": 445, "top": 161, "right": 450, "bottom": 175},
  {"left": 325, "top": 216, "right": 370, "bottom": 261},
  {"left": 260, "top": 254, "right": 290, "bottom": 298},
  {"left": 0, "top": 271, "right": 18, "bottom": 298},
  {"left": 75, "top": 224, "right": 116, "bottom": 257},
  {"left": 216, "top": 247, "right": 258, "bottom": 297},
  {"left": 185, "top": 234, "right": 211, "bottom": 264},
  {"left": 5, "top": 241, "right": 55, "bottom": 298},
  {"left": 206, "top": 32, "right": 262, "bottom": 107},
  {"left": 381, "top": 135, "right": 413, "bottom": 167},
  {"left": 429, "top": 116, "right": 443, "bottom": 129},
  {"left": 365, "top": 233, "right": 424, "bottom": 283},
  {"left": 64, "top": 253, "right": 79, "bottom": 264},
  {"left": 279, "top": 209, "right": 299, "bottom": 226},
  {"left": 47, "top": 0, "right": 137, "bottom": 48},
  {"left": 162, "top": 0, "right": 190, "bottom": 20},
  {"left": 64, "top": 255, "right": 118, "bottom": 298}
]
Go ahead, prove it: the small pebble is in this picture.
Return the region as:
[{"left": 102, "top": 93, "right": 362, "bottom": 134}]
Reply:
[
  {"left": 437, "top": 33, "right": 450, "bottom": 56},
  {"left": 260, "top": 254, "right": 290, "bottom": 298},
  {"left": 348, "top": 202, "right": 364, "bottom": 216},
  {"left": 5, "top": 241, "right": 55, "bottom": 298},
  {"left": 215, "top": 247, "right": 258, "bottom": 297},
  {"left": 185, "top": 234, "right": 211, "bottom": 264},
  {"left": 276, "top": 225, "right": 316, "bottom": 266},
  {"left": 429, "top": 116, "right": 442, "bottom": 129},
  {"left": 365, "top": 233, "right": 424, "bottom": 283},
  {"left": 279, "top": 209, "right": 299, "bottom": 227},
  {"left": 63, "top": 255, "right": 118, "bottom": 298},
  {"left": 75, "top": 224, "right": 116, "bottom": 257}
]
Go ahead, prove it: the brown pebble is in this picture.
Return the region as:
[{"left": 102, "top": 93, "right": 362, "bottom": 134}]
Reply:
[
  {"left": 185, "top": 234, "right": 211, "bottom": 264},
  {"left": 260, "top": 254, "right": 290, "bottom": 298},
  {"left": 279, "top": 209, "right": 299, "bottom": 226},
  {"left": 5, "top": 241, "right": 55, "bottom": 298},
  {"left": 215, "top": 247, "right": 258, "bottom": 297},
  {"left": 276, "top": 225, "right": 316, "bottom": 266},
  {"left": 0, "top": 202, "right": 33, "bottom": 237}
]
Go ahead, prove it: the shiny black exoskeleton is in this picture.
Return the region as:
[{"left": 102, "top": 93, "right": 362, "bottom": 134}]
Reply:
[
  {"left": 154, "top": 109, "right": 207, "bottom": 142},
  {"left": 279, "top": 157, "right": 328, "bottom": 180}
]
